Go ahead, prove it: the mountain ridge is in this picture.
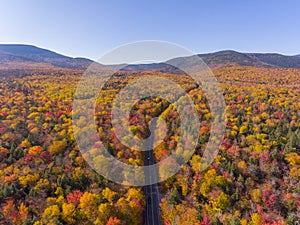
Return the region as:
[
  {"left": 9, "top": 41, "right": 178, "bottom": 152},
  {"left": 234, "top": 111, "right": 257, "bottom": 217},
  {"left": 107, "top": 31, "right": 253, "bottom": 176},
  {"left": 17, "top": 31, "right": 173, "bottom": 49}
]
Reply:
[
  {"left": 0, "top": 44, "right": 94, "bottom": 70},
  {"left": 0, "top": 44, "right": 300, "bottom": 72}
]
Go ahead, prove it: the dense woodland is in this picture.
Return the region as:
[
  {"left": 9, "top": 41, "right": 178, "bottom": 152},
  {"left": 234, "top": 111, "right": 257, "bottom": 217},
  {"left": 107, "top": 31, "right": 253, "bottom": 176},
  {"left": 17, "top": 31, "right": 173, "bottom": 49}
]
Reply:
[{"left": 0, "top": 66, "right": 299, "bottom": 224}]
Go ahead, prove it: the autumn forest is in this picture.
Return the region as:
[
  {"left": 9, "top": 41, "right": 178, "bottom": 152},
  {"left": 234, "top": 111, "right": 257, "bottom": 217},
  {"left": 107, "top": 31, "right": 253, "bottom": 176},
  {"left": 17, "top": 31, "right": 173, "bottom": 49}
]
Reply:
[{"left": 0, "top": 58, "right": 299, "bottom": 225}]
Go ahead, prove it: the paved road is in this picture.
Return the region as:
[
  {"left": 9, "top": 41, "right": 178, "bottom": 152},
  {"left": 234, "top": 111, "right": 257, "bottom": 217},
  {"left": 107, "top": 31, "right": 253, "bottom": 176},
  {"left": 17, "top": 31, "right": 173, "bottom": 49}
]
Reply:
[{"left": 144, "top": 119, "right": 161, "bottom": 225}]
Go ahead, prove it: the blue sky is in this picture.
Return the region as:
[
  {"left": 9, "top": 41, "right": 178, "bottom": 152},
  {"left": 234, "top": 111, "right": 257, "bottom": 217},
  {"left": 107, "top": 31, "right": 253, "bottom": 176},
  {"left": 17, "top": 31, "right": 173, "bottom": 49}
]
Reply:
[{"left": 1, "top": 0, "right": 300, "bottom": 60}]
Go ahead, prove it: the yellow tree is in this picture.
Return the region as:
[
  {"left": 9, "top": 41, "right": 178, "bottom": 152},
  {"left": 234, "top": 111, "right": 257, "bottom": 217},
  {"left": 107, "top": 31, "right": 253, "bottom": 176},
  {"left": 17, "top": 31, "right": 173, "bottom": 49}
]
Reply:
[
  {"left": 41, "top": 205, "right": 61, "bottom": 224},
  {"left": 79, "top": 192, "right": 98, "bottom": 221},
  {"left": 62, "top": 203, "right": 76, "bottom": 224},
  {"left": 102, "top": 187, "right": 118, "bottom": 203}
]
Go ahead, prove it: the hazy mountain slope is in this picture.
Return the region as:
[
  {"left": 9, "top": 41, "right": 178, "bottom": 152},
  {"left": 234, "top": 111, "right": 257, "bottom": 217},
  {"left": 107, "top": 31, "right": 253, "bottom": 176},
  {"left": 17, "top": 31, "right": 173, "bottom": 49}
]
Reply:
[
  {"left": 0, "top": 44, "right": 93, "bottom": 70},
  {"left": 166, "top": 50, "right": 300, "bottom": 72},
  {"left": 198, "top": 50, "right": 268, "bottom": 68},
  {"left": 195, "top": 50, "right": 300, "bottom": 69},
  {"left": 250, "top": 53, "right": 300, "bottom": 69}
]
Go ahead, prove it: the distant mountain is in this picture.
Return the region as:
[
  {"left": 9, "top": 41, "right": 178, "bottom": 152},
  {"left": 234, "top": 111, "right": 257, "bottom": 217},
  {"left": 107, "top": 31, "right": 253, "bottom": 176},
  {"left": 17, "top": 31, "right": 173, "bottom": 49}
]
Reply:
[
  {"left": 0, "top": 45, "right": 300, "bottom": 73},
  {"left": 249, "top": 53, "right": 300, "bottom": 68},
  {"left": 120, "top": 50, "right": 300, "bottom": 74},
  {"left": 120, "top": 63, "right": 184, "bottom": 74},
  {"left": 122, "top": 50, "right": 300, "bottom": 74},
  {"left": 162, "top": 50, "right": 300, "bottom": 74},
  {"left": 0, "top": 44, "right": 93, "bottom": 70},
  {"left": 197, "top": 50, "right": 300, "bottom": 69},
  {"left": 197, "top": 50, "right": 266, "bottom": 68}
]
